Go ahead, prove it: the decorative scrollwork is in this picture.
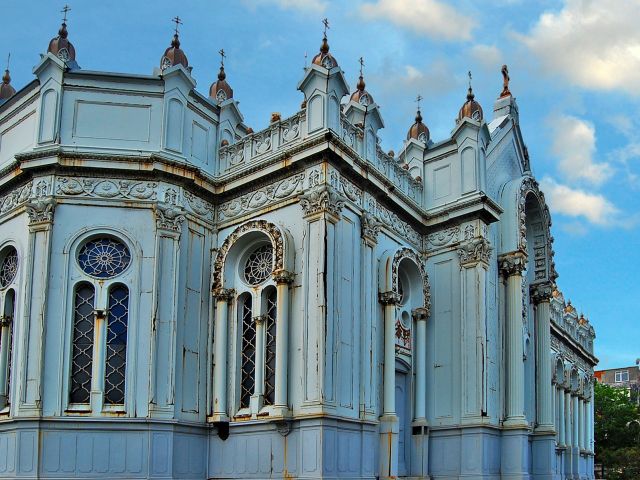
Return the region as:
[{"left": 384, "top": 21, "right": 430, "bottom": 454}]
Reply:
[{"left": 391, "top": 247, "right": 430, "bottom": 314}]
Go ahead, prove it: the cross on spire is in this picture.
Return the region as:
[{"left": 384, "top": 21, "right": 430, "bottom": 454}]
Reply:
[
  {"left": 172, "top": 16, "right": 183, "bottom": 36},
  {"left": 5, "top": 53, "right": 10, "bottom": 72},
  {"left": 468, "top": 70, "right": 472, "bottom": 88},
  {"left": 219, "top": 48, "right": 226, "bottom": 67},
  {"left": 415, "top": 94, "right": 423, "bottom": 112},
  {"left": 359, "top": 56, "right": 364, "bottom": 77},
  {"left": 322, "top": 18, "right": 330, "bottom": 38},
  {"left": 61, "top": 4, "right": 71, "bottom": 23}
]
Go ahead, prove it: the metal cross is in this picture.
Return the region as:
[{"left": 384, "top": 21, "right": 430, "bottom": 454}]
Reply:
[
  {"left": 322, "top": 18, "right": 330, "bottom": 37},
  {"left": 172, "top": 16, "right": 183, "bottom": 36},
  {"left": 5, "top": 53, "right": 10, "bottom": 72},
  {"left": 61, "top": 5, "right": 71, "bottom": 23},
  {"left": 359, "top": 57, "right": 364, "bottom": 77},
  {"left": 415, "top": 94, "right": 423, "bottom": 112},
  {"left": 468, "top": 70, "right": 472, "bottom": 88},
  {"left": 219, "top": 48, "right": 226, "bottom": 67}
]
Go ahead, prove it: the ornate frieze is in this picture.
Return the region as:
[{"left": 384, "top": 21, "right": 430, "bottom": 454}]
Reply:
[
  {"left": 530, "top": 282, "right": 553, "bottom": 304},
  {"left": 498, "top": 251, "right": 527, "bottom": 277},
  {"left": 457, "top": 236, "right": 492, "bottom": 267},
  {"left": 425, "top": 226, "right": 461, "bottom": 250},
  {"left": 299, "top": 184, "right": 345, "bottom": 218},
  {"left": 366, "top": 196, "right": 421, "bottom": 248},
  {"left": 212, "top": 220, "right": 285, "bottom": 291},
  {"left": 56, "top": 177, "right": 157, "bottom": 200},
  {"left": 218, "top": 173, "right": 305, "bottom": 221},
  {"left": 395, "top": 319, "right": 411, "bottom": 353},
  {"left": 154, "top": 203, "right": 186, "bottom": 233},
  {"left": 0, "top": 181, "right": 33, "bottom": 217},
  {"left": 361, "top": 212, "right": 381, "bottom": 244}
]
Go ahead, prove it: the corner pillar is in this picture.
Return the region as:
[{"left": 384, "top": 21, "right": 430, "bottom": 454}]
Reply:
[
  {"left": 211, "top": 288, "right": 234, "bottom": 421},
  {"left": 272, "top": 269, "right": 294, "bottom": 417}
]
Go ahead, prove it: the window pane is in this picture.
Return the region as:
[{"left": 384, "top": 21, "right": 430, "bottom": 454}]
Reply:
[
  {"left": 70, "top": 284, "right": 95, "bottom": 404},
  {"left": 264, "top": 290, "right": 277, "bottom": 406},
  {"left": 104, "top": 285, "right": 129, "bottom": 405},
  {"left": 240, "top": 295, "right": 255, "bottom": 409},
  {"left": 2, "top": 289, "right": 15, "bottom": 403}
]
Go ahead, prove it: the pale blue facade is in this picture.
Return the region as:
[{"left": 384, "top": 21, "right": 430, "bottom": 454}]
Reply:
[{"left": 0, "top": 21, "right": 597, "bottom": 479}]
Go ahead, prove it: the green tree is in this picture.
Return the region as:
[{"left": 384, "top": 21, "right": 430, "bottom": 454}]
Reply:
[{"left": 595, "top": 382, "right": 640, "bottom": 479}]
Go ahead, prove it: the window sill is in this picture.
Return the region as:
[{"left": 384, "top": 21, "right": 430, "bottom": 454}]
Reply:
[{"left": 65, "top": 404, "right": 91, "bottom": 414}]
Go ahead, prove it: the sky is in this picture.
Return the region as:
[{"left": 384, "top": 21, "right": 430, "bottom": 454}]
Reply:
[{"left": 3, "top": 0, "right": 639, "bottom": 369}]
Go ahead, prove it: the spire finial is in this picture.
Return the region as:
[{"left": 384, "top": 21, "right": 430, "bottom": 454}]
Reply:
[
  {"left": 500, "top": 64, "right": 511, "bottom": 98},
  {"left": 172, "top": 16, "right": 183, "bottom": 36},
  {"left": 415, "top": 94, "right": 423, "bottom": 122},
  {"left": 61, "top": 4, "right": 71, "bottom": 23},
  {"left": 2, "top": 53, "right": 10, "bottom": 85},
  {"left": 356, "top": 56, "right": 366, "bottom": 91},
  {"left": 217, "top": 48, "right": 227, "bottom": 81},
  {"left": 322, "top": 18, "right": 330, "bottom": 38},
  {"left": 5, "top": 53, "right": 9, "bottom": 72},
  {"left": 359, "top": 56, "right": 364, "bottom": 77},
  {"left": 467, "top": 70, "right": 474, "bottom": 100}
]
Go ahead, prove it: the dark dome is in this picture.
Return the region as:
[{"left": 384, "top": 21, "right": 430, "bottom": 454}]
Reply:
[
  {"left": 209, "top": 65, "right": 233, "bottom": 103},
  {"left": 457, "top": 86, "right": 483, "bottom": 123},
  {"left": 349, "top": 75, "right": 373, "bottom": 106},
  {"left": 407, "top": 110, "right": 429, "bottom": 143},
  {"left": 160, "top": 34, "right": 188, "bottom": 71},
  {"left": 48, "top": 22, "right": 76, "bottom": 63},
  {"left": 311, "top": 36, "right": 338, "bottom": 70},
  {"left": 0, "top": 69, "right": 16, "bottom": 101}
]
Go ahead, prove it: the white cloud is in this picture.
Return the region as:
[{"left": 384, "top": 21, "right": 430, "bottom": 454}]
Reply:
[
  {"left": 470, "top": 44, "right": 503, "bottom": 70},
  {"left": 517, "top": 0, "right": 640, "bottom": 94},
  {"left": 359, "top": 0, "right": 476, "bottom": 41},
  {"left": 244, "top": 0, "right": 327, "bottom": 13},
  {"left": 540, "top": 177, "right": 620, "bottom": 226},
  {"left": 549, "top": 114, "right": 613, "bottom": 186}
]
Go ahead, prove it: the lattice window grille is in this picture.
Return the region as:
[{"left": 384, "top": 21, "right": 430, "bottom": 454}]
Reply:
[
  {"left": 0, "top": 249, "right": 18, "bottom": 288},
  {"left": 239, "top": 295, "right": 256, "bottom": 409},
  {"left": 78, "top": 238, "right": 131, "bottom": 279},
  {"left": 5, "top": 323, "right": 12, "bottom": 404},
  {"left": 264, "top": 290, "right": 277, "bottom": 406},
  {"left": 70, "top": 284, "right": 95, "bottom": 404},
  {"left": 243, "top": 245, "right": 273, "bottom": 286},
  {"left": 104, "top": 285, "right": 129, "bottom": 405}
]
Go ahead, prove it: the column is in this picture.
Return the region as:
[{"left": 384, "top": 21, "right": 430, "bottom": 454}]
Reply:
[
  {"left": 531, "top": 283, "right": 554, "bottom": 432},
  {"left": 498, "top": 251, "right": 527, "bottom": 427},
  {"left": 251, "top": 314, "right": 265, "bottom": 413},
  {"left": 211, "top": 288, "right": 234, "bottom": 420},
  {"left": 557, "top": 386, "right": 565, "bottom": 446},
  {"left": 413, "top": 308, "right": 429, "bottom": 422},
  {"left": 0, "top": 315, "right": 11, "bottom": 408},
  {"left": 19, "top": 197, "right": 55, "bottom": 416},
  {"left": 579, "top": 397, "right": 585, "bottom": 451},
  {"left": 149, "top": 203, "right": 184, "bottom": 417},
  {"left": 458, "top": 234, "right": 491, "bottom": 421},
  {"left": 564, "top": 388, "right": 573, "bottom": 478},
  {"left": 360, "top": 213, "right": 379, "bottom": 420},
  {"left": 273, "top": 270, "right": 294, "bottom": 417},
  {"left": 572, "top": 393, "right": 580, "bottom": 474}
]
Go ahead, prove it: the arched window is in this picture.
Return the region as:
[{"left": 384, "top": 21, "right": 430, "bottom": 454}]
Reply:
[
  {"left": 68, "top": 235, "right": 132, "bottom": 411},
  {"left": 70, "top": 282, "right": 95, "bottom": 404},
  {"left": 0, "top": 245, "right": 19, "bottom": 411},
  {"left": 104, "top": 284, "right": 129, "bottom": 405},
  {"left": 239, "top": 293, "right": 255, "bottom": 409},
  {"left": 264, "top": 287, "right": 277, "bottom": 406}
]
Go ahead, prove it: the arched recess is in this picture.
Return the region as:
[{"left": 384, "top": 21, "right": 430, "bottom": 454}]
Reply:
[
  {"left": 379, "top": 247, "right": 430, "bottom": 312},
  {"left": 498, "top": 176, "right": 557, "bottom": 284},
  {"left": 212, "top": 220, "right": 294, "bottom": 293}
]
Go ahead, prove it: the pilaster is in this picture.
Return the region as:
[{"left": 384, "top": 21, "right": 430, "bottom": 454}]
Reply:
[
  {"left": 272, "top": 269, "right": 294, "bottom": 418},
  {"left": 532, "top": 282, "right": 555, "bottom": 434},
  {"left": 210, "top": 288, "right": 234, "bottom": 422}
]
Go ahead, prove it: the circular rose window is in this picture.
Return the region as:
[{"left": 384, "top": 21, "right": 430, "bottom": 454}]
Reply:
[
  {"left": 0, "top": 248, "right": 18, "bottom": 288},
  {"left": 78, "top": 238, "right": 131, "bottom": 279},
  {"left": 243, "top": 245, "right": 273, "bottom": 286}
]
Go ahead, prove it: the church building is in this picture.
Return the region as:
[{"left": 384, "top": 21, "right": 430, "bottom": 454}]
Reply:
[{"left": 0, "top": 13, "right": 597, "bottom": 480}]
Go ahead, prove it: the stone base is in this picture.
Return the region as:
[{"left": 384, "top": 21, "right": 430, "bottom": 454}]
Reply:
[
  {"left": 501, "top": 428, "right": 531, "bottom": 480},
  {"left": 378, "top": 414, "right": 399, "bottom": 479}
]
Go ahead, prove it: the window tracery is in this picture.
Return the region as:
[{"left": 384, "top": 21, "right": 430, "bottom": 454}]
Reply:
[
  {"left": 70, "top": 283, "right": 95, "bottom": 404},
  {"left": 264, "top": 288, "right": 277, "bottom": 406},
  {"left": 78, "top": 238, "right": 131, "bottom": 279},
  {"left": 104, "top": 285, "right": 129, "bottom": 405},
  {"left": 0, "top": 248, "right": 18, "bottom": 289},
  {"left": 239, "top": 294, "right": 255, "bottom": 409},
  {"left": 243, "top": 244, "right": 273, "bottom": 286}
]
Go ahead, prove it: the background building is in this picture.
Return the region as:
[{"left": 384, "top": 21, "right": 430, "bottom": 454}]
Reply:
[
  {"left": 595, "top": 362, "right": 640, "bottom": 405},
  {"left": 0, "top": 14, "right": 597, "bottom": 480}
]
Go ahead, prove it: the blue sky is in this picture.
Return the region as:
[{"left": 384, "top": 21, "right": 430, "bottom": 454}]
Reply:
[{"left": 4, "top": 0, "right": 639, "bottom": 369}]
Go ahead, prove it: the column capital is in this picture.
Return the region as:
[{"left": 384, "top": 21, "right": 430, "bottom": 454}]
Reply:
[
  {"left": 254, "top": 315, "right": 266, "bottom": 326},
  {"left": 299, "top": 184, "right": 345, "bottom": 220},
  {"left": 212, "top": 288, "right": 235, "bottom": 301},
  {"left": 457, "top": 236, "right": 492, "bottom": 267},
  {"left": 0, "top": 315, "right": 11, "bottom": 327},
  {"left": 154, "top": 202, "right": 186, "bottom": 233},
  {"left": 411, "top": 307, "right": 429, "bottom": 322},
  {"left": 530, "top": 282, "right": 554, "bottom": 304},
  {"left": 379, "top": 291, "right": 401, "bottom": 305},
  {"left": 498, "top": 250, "right": 527, "bottom": 277},
  {"left": 273, "top": 269, "right": 295, "bottom": 285},
  {"left": 26, "top": 197, "right": 56, "bottom": 227},
  {"left": 361, "top": 212, "right": 381, "bottom": 245}
]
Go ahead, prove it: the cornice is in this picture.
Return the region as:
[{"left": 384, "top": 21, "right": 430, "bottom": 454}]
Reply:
[{"left": 551, "top": 322, "right": 598, "bottom": 367}]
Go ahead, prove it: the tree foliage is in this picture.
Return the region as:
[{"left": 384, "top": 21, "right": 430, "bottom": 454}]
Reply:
[{"left": 595, "top": 382, "right": 640, "bottom": 479}]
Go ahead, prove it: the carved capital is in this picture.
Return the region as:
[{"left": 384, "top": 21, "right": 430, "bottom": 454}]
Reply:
[
  {"left": 379, "top": 291, "right": 401, "bottom": 305},
  {"left": 154, "top": 203, "right": 186, "bottom": 233},
  {"left": 412, "top": 307, "right": 429, "bottom": 322},
  {"left": 457, "top": 237, "right": 493, "bottom": 267},
  {"left": 254, "top": 315, "right": 266, "bottom": 326},
  {"left": 498, "top": 251, "right": 527, "bottom": 277},
  {"left": 273, "top": 269, "right": 295, "bottom": 285},
  {"left": 25, "top": 197, "right": 55, "bottom": 225},
  {"left": 212, "top": 288, "right": 235, "bottom": 302},
  {"left": 361, "top": 212, "right": 381, "bottom": 244},
  {"left": 299, "top": 185, "right": 345, "bottom": 219},
  {"left": 0, "top": 315, "right": 12, "bottom": 328},
  {"left": 530, "top": 282, "right": 554, "bottom": 304}
]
